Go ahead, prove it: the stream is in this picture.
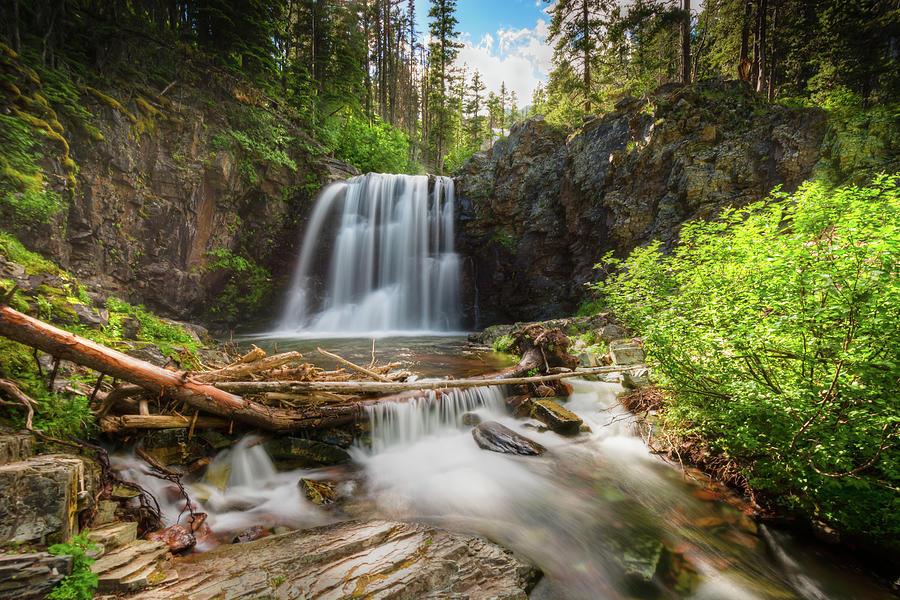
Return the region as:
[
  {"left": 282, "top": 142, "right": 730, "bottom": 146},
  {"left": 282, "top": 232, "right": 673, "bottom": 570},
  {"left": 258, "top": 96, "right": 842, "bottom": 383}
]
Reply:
[{"left": 115, "top": 336, "right": 895, "bottom": 599}]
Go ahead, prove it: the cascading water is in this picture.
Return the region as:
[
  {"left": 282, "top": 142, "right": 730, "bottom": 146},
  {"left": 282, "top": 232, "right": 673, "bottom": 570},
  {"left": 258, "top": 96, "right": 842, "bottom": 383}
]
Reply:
[
  {"left": 277, "top": 173, "right": 461, "bottom": 335},
  {"left": 365, "top": 386, "right": 506, "bottom": 452}
]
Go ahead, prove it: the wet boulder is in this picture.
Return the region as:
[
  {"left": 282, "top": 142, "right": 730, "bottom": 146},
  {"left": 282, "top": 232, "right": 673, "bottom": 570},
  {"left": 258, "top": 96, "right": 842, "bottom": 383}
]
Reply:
[
  {"left": 232, "top": 525, "right": 270, "bottom": 544},
  {"left": 146, "top": 524, "right": 196, "bottom": 553},
  {"left": 530, "top": 400, "right": 583, "bottom": 436},
  {"left": 472, "top": 421, "right": 546, "bottom": 456}
]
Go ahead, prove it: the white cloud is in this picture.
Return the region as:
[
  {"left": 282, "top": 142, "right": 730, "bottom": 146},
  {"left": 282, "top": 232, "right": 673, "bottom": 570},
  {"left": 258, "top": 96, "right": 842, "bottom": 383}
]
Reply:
[{"left": 456, "top": 20, "right": 554, "bottom": 109}]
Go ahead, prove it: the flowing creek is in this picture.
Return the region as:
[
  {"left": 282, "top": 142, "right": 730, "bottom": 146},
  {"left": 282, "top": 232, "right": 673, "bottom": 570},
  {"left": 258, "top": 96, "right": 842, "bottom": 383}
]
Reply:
[{"left": 114, "top": 336, "right": 895, "bottom": 600}]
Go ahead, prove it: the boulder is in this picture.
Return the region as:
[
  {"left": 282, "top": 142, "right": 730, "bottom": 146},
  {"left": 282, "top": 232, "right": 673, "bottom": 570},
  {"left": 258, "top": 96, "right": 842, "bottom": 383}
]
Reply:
[
  {"left": 232, "top": 525, "right": 270, "bottom": 544},
  {"left": 530, "top": 400, "right": 583, "bottom": 436},
  {"left": 0, "top": 552, "right": 73, "bottom": 600},
  {"left": 0, "top": 454, "right": 87, "bottom": 544},
  {"left": 73, "top": 304, "right": 109, "bottom": 329},
  {"left": 263, "top": 437, "right": 351, "bottom": 470},
  {"left": 124, "top": 519, "right": 540, "bottom": 600},
  {"left": 610, "top": 339, "right": 646, "bottom": 365},
  {"left": 472, "top": 421, "right": 546, "bottom": 456}
]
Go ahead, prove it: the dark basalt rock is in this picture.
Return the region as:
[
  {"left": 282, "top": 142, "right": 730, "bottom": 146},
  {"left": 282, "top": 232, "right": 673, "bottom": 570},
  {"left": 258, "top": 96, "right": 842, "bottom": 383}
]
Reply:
[{"left": 472, "top": 421, "right": 546, "bottom": 456}]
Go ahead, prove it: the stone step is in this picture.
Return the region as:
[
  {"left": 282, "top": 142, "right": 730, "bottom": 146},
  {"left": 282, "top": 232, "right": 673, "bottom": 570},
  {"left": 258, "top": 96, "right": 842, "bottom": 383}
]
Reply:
[
  {"left": 0, "top": 454, "right": 86, "bottom": 545},
  {"left": 87, "top": 521, "right": 139, "bottom": 551},
  {"left": 0, "top": 552, "right": 73, "bottom": 600},
  {"left": 0, "top": 433, "right": 34, "bottom": 465},
  {"left": 91, "top": 539, "right": 170, "bottom": 594}
]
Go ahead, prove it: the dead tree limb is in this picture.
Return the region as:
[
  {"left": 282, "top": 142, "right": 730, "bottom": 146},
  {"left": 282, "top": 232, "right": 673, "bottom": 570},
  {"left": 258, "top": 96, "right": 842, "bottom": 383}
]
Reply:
[{"left": 317, "top": 347, "right": 391, "bottom": 382}]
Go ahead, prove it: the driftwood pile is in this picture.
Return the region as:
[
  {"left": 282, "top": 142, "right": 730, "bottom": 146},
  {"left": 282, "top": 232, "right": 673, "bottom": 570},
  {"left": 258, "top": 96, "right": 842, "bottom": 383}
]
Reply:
[{"left": 0, "top": 303, "right": 634, "bottom": 436}]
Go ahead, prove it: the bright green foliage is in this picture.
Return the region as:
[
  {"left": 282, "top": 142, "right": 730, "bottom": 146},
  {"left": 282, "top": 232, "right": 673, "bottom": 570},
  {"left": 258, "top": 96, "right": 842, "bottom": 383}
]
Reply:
[
  {"left": 47, "top": 533, "right": 98, "bottom": 600},
  {"left": 0, "top": 232, "right": 58, "bottom": 274},
  {"left": 594, "top": 176, "right": 900, "bottom": 549},
  {"left": 329, "top": 114, "right": 412, "bottom": 174},
  {"left": 492, "top": 334, "right": 516, "bottom": 355},
  {"left": 212, "top": 105, "right": 298, "bottom": 180}
]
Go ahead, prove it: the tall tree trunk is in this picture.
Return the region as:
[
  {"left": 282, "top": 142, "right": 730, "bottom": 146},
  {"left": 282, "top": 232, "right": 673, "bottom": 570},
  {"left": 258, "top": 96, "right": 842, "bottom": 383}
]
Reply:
[
  {"left": 738, "top": 0, "right": 753, "bottom": 82},
  {"left": 582, "top": 0, "right": 591, "bottom": 112},
  {"left": 756, "top": 0, "right": 767, "bottom": 94},
  {"left": 767, "top": 0, "right": 778, "bottom": 100},
  {"left": 12, "top": 0, "right": 21, "bottom": 54},
  {"left": 680, "top": 0, "right": 691, "bottom": 83}
]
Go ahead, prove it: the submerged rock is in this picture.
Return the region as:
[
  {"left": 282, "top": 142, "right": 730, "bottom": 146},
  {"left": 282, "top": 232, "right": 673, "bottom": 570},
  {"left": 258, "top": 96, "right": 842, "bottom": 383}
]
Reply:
[
  {"left": 263, "top": 437, "right": 351, "bottom": 470},
  {"left": 232, "top": 525, "right": 270, "bottom": 544},
  {"left": 125, "top": 519, "right": 540, "bottom": 600},
  {"left": 299, "top": 478, "right": 337, "bottom": 505},
  {"left": 472, "top": 421, "right": 546, "bottom": 456},
  {"left": 530, "top": 400, "right": 583, "bottom": 436}
]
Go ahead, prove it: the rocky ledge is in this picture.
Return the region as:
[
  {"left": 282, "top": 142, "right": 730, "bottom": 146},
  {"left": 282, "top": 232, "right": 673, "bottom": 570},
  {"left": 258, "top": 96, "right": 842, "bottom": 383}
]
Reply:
[{"left": 126, "top": 519, "right": 540, "bottom": 599}]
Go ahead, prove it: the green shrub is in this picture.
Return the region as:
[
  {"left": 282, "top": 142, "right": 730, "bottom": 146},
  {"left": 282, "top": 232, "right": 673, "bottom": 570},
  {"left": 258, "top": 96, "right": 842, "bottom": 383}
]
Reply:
[
  {"left": 202, "top": 248, "right": 271, "bottom": 323},
  {"left": 593, "top": 175, "right": 900, "bottom": 549},
  {"left": 0, "top": 114, "right": 63, "bottom": 223},
  {"left": 47, "top": 533, "right": 98, "bottom": 600},
  {"left": 330, "top": 113, "right": 411, "bottom": 174},
  {"left": 492, "top": 334, "right": 515, "bottom": 355}
]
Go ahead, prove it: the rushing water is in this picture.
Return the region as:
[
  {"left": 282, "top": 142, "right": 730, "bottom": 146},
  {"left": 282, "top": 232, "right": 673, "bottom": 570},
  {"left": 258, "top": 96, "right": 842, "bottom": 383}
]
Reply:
[
  {"left": 276, "top": 173, "right": 461, "bottom": 335},
  {"left": 115, "top": 339, "right": 894, "bottom": 599}
]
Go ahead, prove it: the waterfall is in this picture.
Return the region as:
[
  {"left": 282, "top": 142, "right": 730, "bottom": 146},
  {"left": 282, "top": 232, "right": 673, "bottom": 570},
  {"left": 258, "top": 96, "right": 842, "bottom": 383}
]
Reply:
[
  {"left": 277, "top": 173, "right": 461, "bottom": 335},
  {"left": 365, "top": 386, "right": 506, "bottom": 452}
]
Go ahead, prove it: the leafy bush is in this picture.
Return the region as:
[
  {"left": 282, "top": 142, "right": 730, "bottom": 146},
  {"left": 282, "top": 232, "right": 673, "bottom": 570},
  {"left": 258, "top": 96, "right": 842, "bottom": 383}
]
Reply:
[
  {"left": 212, "top": 105, "right": 298, "bottom": 179},
  {"left": 47, "top": 533, "right": 98, "bottom": 600},
  {"left": 330, "top": 113, "right": 411, "bottom": 174},
  {"left": 593, "top": 176, "right": 900, "bottom": 549},
  {"left": 492, "top": 334, "right": 516, "bottom": 355}
]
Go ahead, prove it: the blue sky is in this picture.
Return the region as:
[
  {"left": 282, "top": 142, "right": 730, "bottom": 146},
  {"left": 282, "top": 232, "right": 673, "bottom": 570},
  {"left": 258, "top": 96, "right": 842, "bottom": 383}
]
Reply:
[{"left": 414, "top": 0, "right": 555, "bottom": 107}]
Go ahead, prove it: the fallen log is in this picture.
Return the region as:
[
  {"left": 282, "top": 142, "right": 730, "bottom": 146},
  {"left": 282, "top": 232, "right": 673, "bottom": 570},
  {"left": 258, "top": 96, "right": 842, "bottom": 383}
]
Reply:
[
  {"left": 100, "top": 414, "right": 231, "bottom": 431},
  {"left": 213, "top": 365, "right": 636, "bottom": 394},
  {"left": 316, "top": 347, "right": 391, "bottom": 382},
  {"left": 0, "top": 305, "right": 312, "bottom": 432}
]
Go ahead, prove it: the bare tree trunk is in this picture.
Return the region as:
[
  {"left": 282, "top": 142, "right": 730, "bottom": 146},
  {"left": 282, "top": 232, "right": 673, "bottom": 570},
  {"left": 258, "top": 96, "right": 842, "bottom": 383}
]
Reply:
[
  {"left": 680, "top": 0, "right": 691, "bottom": 84},
  {"left": 767, "top": 0, "right": 778, "bottom": 101},
  {"left": 12, "top": 0, "right": 21, "bottom": 54},
  {"left": 582, "top": 0, "right": 591, "bottom": 112},
  {"left": 756, "top": 0, "right": 767, "bottom": 94}
]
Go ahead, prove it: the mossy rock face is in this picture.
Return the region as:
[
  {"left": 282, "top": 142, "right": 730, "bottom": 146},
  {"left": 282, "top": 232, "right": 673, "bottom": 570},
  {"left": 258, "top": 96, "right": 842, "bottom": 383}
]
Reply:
[
  {"left": 530, "top": 399, "right": 583, "bottom": 436},
  {"left": 263, "top": 437, "right": 351, "bottom": 470}
]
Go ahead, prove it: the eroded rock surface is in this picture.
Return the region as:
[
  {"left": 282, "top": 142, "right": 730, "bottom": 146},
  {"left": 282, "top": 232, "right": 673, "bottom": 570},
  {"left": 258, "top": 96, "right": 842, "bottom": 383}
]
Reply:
[{"left": 126, "top": 519, "right": 540, "bottom": 600}]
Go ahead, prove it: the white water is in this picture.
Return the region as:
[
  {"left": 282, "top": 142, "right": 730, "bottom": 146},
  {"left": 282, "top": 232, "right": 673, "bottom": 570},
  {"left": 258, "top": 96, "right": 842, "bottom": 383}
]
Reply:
[
  {"left": 114, "top": 380, "right": 893, "bottom": 599},
  {"left": 276, "top": 173, "right": 461, "bottom": 335}
]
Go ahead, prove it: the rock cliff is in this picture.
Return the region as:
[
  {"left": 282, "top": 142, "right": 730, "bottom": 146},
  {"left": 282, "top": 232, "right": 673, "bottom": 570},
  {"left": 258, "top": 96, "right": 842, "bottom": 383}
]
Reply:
[
  {"left": 454, "top": 80, "right": 898, "bottom": 327},
  {"left": 1, "top": 48, "right": 357, "bottom": 327}
]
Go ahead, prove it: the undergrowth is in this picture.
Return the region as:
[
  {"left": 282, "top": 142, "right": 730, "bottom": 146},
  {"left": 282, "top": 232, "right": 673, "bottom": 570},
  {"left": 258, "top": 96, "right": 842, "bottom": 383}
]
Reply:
[{"left": 47, "top": 533, "right": 98, "bottom": 600}]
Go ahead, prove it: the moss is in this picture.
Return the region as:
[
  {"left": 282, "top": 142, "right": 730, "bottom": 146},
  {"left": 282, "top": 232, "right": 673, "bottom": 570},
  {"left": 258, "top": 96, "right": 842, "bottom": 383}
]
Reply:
[
  {"left": 82, "top": 86, "right": 137, "bottom": 123},
  {"left": 1, "top": 80, "right": 22, "bottom": 97},
  {"left": 0, "top": 232, "right": 58, "bottom": 274},
  {"left": 135, "top": 96, "right": 162, "bottom": 118}
]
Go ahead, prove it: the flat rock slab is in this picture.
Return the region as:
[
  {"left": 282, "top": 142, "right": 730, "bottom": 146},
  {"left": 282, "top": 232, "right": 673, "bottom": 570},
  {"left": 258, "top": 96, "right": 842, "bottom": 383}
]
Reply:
[
  {"left": 0, "top": 552, "right": 72, "bottom": 599},
  {"left": 126, "top": 519, "right": 540, "bottom": 600}
]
